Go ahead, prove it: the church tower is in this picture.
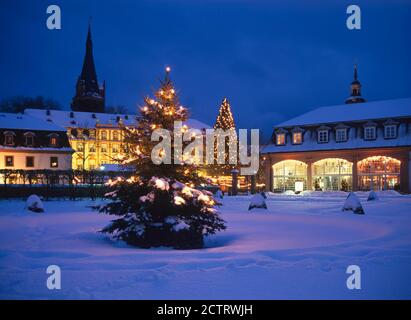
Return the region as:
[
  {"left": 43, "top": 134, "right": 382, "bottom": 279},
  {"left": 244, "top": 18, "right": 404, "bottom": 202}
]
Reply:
[
  {"left": 345, "top": 64, "right": 366, "bottom": 104},
  {"left": 71, "top": 24, "right": 105, "bottom": 113}
]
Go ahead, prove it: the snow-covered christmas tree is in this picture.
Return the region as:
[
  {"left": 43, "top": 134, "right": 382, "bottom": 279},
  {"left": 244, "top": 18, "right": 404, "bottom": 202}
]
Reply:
[{"left": 100, "top": 67, "right": 226, "bottom": 249}]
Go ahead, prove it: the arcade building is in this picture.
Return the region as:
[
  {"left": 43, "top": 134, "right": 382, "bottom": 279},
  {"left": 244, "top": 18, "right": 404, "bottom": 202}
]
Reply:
[{"left": 261, "top": 66, "right": 411, "bottom": 193}]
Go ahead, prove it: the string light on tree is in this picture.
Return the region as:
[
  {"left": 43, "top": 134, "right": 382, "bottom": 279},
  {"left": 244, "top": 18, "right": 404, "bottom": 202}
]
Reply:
[
  {"left": 100, "top": 66, "right": 226, "bottom": 249},
  {"left": 214, "top": 98, "right": 236, "bottom": 130},
  {"left": 121, "top": 66, "right": 197, "bottom": 181},
  {"left": 209, "top": 97, "right": 237, "bottom": 175}
]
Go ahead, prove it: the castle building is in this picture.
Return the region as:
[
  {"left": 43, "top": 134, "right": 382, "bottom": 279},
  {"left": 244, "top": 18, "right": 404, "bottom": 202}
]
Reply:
[
  {"left": 71, "top": 24, "right": 105, "bottom": 113},
  {"left": 0, "top": 112, "right": 73, "bottom": 177},
  {"left": 261, "top": 66, "right": 411, "bottom": 193}
]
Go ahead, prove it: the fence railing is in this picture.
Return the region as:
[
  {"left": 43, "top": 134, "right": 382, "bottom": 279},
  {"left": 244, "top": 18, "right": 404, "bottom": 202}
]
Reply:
[{"left": 0, "top": 169, "right": 133, "bottom": 199}]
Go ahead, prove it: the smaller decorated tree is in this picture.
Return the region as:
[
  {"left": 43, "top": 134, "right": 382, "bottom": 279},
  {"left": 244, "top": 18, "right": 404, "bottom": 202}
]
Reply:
[
  {"left": 208, "top": 98, "right": 237, "bottom": 176},
  {"left": 100, "top": 68, "right": 226, "bottom": 249},
  {"left": 214, "top": 98, "right": 236, "bottom": 130}
]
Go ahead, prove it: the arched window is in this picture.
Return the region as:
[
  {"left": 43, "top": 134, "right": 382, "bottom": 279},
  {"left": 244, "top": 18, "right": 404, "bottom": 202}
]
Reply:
[
  {"left": 358, "top": 156, "right": 401, "bottom": 191},
  {"left": 4, "top": 131, "right": 15, "bottom": 146},
  {"left": 272, "top": 160, "right": 307, "bottom": 192},
  {"left": 313, "top": 158, "right": 353, "bottom": 191},
  {"left": 48, "top": 133, "right": 59, "bottom": 147},
  {"left": 24, "top": 132, "right": 35, "bottom": 146}
]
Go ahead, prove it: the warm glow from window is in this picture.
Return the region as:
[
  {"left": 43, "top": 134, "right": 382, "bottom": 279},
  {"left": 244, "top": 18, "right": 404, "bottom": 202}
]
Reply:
[
  {"left": 50, "top": 137, "right": 58, "bottom": 146},
  {"left": 276, "top": 133, "right": 285, "bottom": 145},
  {"left": 293, "top": 132, "right": 302, "bottom": 144}
]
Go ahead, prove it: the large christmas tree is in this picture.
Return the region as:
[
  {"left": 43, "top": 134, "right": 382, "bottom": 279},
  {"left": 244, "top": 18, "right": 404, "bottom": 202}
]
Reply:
[{"left": 100, "top": 68, "right": 226, "bottom": 249}]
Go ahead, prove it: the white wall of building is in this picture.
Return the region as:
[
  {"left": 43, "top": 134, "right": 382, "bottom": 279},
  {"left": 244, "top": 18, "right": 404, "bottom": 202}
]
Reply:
[{"left": 0, "top": 150, "right": 72, "bottom": 170}]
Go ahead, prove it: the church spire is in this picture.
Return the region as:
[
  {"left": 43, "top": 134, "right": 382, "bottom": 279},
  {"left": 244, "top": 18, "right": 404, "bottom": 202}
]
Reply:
[
  {"left": 71, "top": 23, "right": 105, "bottom": 113},
  {"left": 345, "top": 64, "right": 366, "bottom": 104}
]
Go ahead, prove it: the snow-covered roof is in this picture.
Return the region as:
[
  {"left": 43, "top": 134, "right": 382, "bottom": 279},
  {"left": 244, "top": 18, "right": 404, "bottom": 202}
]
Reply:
[
  {"left": 261, "top": 124, "right": 411, "bottom": 154},
  {"left": 276, "top": 98, "right": 411, "bottom": 128},
  {"left": 0, "top": 113, "right": 66, "bottom": 131},
  {"left": 24, "top": 109, "right": 137, "bottom": 128},
  {"left": 24, "top": 108, "right": 211, "bottom": 131}
]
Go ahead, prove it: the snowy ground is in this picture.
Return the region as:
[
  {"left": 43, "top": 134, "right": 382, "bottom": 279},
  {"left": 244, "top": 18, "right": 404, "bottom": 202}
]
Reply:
[{"left": 1, "top": 191, "right": 411, "bottom": 299}]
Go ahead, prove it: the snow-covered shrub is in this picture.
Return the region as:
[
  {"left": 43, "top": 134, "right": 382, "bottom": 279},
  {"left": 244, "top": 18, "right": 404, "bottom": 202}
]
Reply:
[
  {"left": 342, "top": 192, "right": 364, "bottom": 215},
  {"left": 367, "top": 190, "right": 379, "bottom": 201},
  {"left": 248, "top": 193, "right": 267, "bottom": 210},
  {"left": 25, "top": 194, "right": 44, "bottom": 213},
  {"left": 100, "top": 177, "right": 226, "bottom": 249},
  {"left": 283, "top": 190, "right": 295, "bottom": 196},
  {"left": 215, "top": 189, "right": 224, "bottom": 200}
]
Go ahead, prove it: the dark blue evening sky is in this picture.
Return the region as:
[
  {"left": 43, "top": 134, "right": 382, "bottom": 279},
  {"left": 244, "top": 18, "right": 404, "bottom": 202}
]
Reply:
[{"left": 1, "top": 0, "right": 410, "bottom": 140}]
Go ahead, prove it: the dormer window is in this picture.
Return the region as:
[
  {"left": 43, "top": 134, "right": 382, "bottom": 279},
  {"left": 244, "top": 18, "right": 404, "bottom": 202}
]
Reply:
[
  {"left": 292, "top": 132, "right": 302, "bottom": 144},
  {"left": 4, "top": 131, "right": 15, "bottom": 146},
  {"left": 50, "top": 137, "right": 58, "bottom": 146},
  {"left": 24, "top": 132, "right": 35, "bottom": 146},
  {"left": 384, "top": 125, "right": 397, "bottom": 139},
  {"left": 318, "top": 130, "right": 329, "bottom": 143},
  {"left": 48, "top": 133, "right": 59, "bottom": 147},
  {"left": 364, "top": 126, "right": 376, "bottom": 140},
  {"left": 276, "top": 133, "right": 286, "bottom": 145},
  {"left": 336, "top": 128, "right": 347, "bottom": 142}
]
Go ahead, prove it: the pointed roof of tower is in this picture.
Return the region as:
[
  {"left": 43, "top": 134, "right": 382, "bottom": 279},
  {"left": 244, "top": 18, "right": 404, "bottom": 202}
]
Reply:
[
  {"left": 352, "top": 64, "right": 360, "bottom": 85},
  {"left": 79, "top": 23, "right": 100, "bottom": 94}
]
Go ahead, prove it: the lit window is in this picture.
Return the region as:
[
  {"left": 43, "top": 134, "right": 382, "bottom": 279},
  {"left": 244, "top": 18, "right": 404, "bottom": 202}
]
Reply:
[
  {"left": 318, "top": 130, "right": 329, "bottom": 143},
  {"left": 101, "top": 144, "right": 107, "bottom": 153},
  {"left": 89, "top": 130, "right": 96, "bottom": 139},
  {"left": 112, "top": 145, "right": 118, "bottom": 153},
  {"left": 77, "top": 142, "right": 84, "bottom": 152},
  {"left": 50, "top": 135, "right": 58, "bottom": 146},
  {"left": 89, "top": 159, "right": 96, "bottom": 170},
  {"left": 364, "top": 126, "right": 376, "bottom": 140},
  {"left": 113, "top": 131, "right": 119, "bottom": 141},
  {"left": 276, "top": 133, "right": 285, "bottom": 145},
  {"left": 336, "top": 129, "right": 347, "bottom": 142},
  {"left": 50, "top": 157, "right": 58, "bottom": 168},
  {"left": 384, "top": 125, "right": 396, "bottom": 139},
  {"left": 5, "top": 156, "right": 14, "bottom": 167},
  {"left": 101, "top": 131, "right": 107, "bottom": 140},
  {"left": 292, "top": 132, "right": 302, "bottom": 144},
  {"left": 76, "top": 158, "right": 83, "bottom": 170},
  {"left": 89, "top": 145, "right": 96, "bottom": 152}
]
